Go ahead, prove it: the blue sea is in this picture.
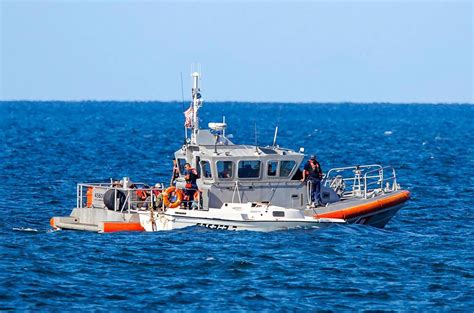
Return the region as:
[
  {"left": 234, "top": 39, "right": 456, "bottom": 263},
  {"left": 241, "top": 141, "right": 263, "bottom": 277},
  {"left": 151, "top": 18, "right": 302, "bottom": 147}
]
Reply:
[{"left": 0, "top": 101, "right": 473, "bottom": 311}]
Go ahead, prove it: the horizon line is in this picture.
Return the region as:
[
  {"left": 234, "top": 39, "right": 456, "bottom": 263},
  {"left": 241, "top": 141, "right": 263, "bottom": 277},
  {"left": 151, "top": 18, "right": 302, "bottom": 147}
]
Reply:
[{"left": 0, "top": 99, "right": 473, "bottom": 105}]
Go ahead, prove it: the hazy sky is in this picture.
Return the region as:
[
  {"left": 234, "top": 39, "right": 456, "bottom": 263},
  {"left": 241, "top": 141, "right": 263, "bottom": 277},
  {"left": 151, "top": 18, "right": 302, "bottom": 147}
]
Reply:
[{"left": 1, "top": 0, "right": 472, "bottom": 103}]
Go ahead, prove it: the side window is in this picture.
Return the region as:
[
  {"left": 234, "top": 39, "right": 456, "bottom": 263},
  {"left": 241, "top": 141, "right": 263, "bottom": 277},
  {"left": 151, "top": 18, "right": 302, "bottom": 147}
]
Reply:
[
  {"left": 217, "top": 161, "right": 234, "bottom": 179},
  {"left": 177, "top": 158, "right": 186, "bottom": 175},
  {"left": 238, "top": 160, "right": 261, "bottom": 178},
  {"left": 195, "top": 156, "right": 201, "bottom": 177},
  {"left": 267, "top": 160, "right": 278, "bottom": 177},
  {"left": 280, "top": 160, "right": 296, "bottom": 177},
  {"left": 200, "top": 161, "right": 212, "bottom": 179}
]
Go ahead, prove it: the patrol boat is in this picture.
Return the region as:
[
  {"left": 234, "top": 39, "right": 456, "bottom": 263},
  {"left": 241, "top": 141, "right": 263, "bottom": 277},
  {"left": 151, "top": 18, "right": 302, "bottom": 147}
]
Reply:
[{"left": 50, "top": 72, "right": 410, "bottom": 232}]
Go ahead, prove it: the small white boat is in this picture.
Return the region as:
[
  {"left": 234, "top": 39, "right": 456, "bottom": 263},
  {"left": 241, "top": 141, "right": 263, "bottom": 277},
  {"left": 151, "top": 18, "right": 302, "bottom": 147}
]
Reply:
[
  {"left": 138, "top": 202, "right": 346, "bottom": 232},
  {"left": 50, "top": 71, "right": 410, "bottom": 233}
]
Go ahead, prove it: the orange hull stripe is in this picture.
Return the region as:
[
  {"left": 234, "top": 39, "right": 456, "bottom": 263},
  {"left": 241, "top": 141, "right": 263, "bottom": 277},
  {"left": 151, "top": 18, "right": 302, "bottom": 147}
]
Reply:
[
  {"left": 316, "top": 190, "right": 410, "bottom": 220},
  {"left": 50, "top": 217, "right": 57, "bottom": 229},
  {"left": 102, "top": 222, "right": 145, "bottom": 233}
]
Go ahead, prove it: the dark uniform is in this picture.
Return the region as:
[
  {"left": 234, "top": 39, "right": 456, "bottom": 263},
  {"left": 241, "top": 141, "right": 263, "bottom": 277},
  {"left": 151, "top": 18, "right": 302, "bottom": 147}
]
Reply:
[
  {"left": 304, "top": 159, "right": 323, "bottom": 205},
  {"left": 184, "top": 167, "right": 198, "bottom": 208}
]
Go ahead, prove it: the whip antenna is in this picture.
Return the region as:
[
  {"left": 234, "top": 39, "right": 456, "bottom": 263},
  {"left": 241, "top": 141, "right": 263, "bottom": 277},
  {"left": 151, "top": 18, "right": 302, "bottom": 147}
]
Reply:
[
  {"left": 180, "top": 72, "right": 187, "bottom": 141},
  {"left": 254, "top": 122, "right": 259, "bottom": 153},
  {"left": 272, "top": 105, "right": 282, "bottom": 147},
  {"left": 180, "top": 72, "right": 185, "bottom": 111},
  {"left": 272, "top": 125, "right": 279, "bottom": 147}
]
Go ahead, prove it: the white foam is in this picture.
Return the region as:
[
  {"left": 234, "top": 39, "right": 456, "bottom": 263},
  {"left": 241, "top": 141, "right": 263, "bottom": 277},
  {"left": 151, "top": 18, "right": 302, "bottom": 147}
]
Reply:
[{"left": 13, "top": 227, "right": 38, "bottom": 232}]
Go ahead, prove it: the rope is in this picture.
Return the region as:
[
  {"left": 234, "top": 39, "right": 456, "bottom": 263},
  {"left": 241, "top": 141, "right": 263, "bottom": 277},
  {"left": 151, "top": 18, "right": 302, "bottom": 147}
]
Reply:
[{"left": 149, "top": 201, "right": 156, "bottom": 232}]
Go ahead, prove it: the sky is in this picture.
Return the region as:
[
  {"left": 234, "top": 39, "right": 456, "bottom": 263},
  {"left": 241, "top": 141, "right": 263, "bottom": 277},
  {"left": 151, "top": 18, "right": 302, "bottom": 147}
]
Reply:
[{"left": 0, "top": 0, "right": 472, "bottom": 103}]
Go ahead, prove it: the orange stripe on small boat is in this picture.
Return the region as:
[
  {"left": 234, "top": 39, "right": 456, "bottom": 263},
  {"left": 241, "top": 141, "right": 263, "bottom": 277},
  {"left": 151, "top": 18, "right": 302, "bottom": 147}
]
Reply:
[
  {"left": 315, "top": 190, "right": 410, "bottom": 220},
  {"left": 101, "top": 222, "right": 145, "bottom": 233},
  {"left": 50, "top": 217, "right": 57, "bottom": 229}
]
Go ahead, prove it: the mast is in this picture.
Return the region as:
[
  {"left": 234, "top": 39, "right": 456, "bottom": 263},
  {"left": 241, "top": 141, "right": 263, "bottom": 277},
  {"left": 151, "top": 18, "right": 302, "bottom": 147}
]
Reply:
[{"left": 191, "top": 71, "right": 202, "bottom": 144}]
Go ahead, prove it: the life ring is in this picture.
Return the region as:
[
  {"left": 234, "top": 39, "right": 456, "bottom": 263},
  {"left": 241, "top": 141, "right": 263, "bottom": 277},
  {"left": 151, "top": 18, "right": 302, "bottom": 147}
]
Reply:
[{"left": 163, "top": 186, "right": 183, "bottom": 209}]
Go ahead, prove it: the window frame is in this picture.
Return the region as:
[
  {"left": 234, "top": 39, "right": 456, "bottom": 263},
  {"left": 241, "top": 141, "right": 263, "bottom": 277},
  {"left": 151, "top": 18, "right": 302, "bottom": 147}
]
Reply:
[
  {"left": 216, "top": 160, "right": 234, "bottom": 180},
  {"left": 195, "top": 156, "right": 201, "bottom": 178},
  {"left": 177, "top": 158, "right": 187, "bottom": 176},
  {"left": 237, "top": 160, "right": 262, "bottom": 179},
  {"left": 266, "top": 160, "right": 279, "bottom": 178},
  {"left": 200, "top": 160, "right": 213, "bottom": 180},
  {"left": 279, "top": 160, "right": 297, "bottom": 178}
]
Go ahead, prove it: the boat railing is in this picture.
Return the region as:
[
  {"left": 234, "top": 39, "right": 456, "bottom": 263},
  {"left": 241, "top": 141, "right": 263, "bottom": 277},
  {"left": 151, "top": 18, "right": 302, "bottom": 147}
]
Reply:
[
  {"left": 363, "top": 166, "right": 398, "bottom": 198},
  {"left": 77, "top": 183, "right": 205, "bottom": 212},
  {"left": 323, "top": 164, "right": 399, "bottom": 199},
  {"left": 77, "top": 183, "right": 165, "bottom": 212}
]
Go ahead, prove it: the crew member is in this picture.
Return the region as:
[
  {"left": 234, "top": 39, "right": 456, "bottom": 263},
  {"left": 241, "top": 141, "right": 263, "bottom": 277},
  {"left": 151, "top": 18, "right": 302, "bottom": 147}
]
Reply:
[
  {"left": 302, "top": 155, "right": 316, "bottom": 174},
  {"left": 184, "top": 163, "right": 198, "bottom": 209},
  {"left": 301, "top": 155, "right": 323, "bottom": 205}
]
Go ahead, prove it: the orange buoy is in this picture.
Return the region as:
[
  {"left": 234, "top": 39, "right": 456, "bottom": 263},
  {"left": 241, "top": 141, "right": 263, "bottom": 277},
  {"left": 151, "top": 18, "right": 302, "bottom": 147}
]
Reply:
[{"left": 162, "top": 186, "right": 184, "bottom": 209}]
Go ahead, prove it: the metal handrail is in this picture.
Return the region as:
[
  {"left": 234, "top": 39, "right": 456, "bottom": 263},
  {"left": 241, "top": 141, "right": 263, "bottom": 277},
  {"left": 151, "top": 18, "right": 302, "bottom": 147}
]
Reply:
[
  {"left": 77, "top": 183, "right": 205, "bottom": 212},
  {"left": 363, "top": 166, "right": 398, "bottom": 198},
  {"left": 306, "top": 180, "right": 314, "bottom": 206},
  {"left": 323, "top": 164, "right": 398, "bottom": 199},
  {"left": 325, "top": 164, "right": 382, "bottom": 182}
]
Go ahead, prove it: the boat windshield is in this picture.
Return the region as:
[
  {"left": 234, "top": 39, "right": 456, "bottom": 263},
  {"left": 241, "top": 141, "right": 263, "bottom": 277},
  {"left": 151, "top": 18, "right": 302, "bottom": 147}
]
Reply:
[
  {"left": 217, "top": 161, "right": 234, "bottom": 179},
  {"left": 267, "top": 160, "right": 278, "bottom": 177},
  {"left": 177, "top": 158, "right": 186, "bottom": 175},
  {"left": 200, "top": 161, "right": 212, "bottom": 179},
  {"left": 280, "top": 160, "right": 296, "bottom": 177},
  {"left": 238, "top": 160, "right": 261, "bottom": 178}
]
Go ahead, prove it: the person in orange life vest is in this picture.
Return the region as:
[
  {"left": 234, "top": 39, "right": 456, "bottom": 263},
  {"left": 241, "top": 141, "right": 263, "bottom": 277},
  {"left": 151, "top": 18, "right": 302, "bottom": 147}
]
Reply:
[
  {"left": 184, "top": 163, "right": 198, "bottom": 208},
  {"left": 301, "top": 155, "right": 323, "bottom": 205}
]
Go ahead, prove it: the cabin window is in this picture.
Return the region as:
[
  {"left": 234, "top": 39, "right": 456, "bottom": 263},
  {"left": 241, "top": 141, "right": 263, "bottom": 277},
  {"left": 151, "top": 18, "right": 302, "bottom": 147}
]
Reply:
[
  {"left": 280, "top": 160, "right": 296, "bottom": 177},
  {"left": 217, "top": 161, "right": 234, "bottom": 179},
  {"left": 177, "top": 158, "right": 187, "bottom": 175},
  {"left": 238, "top": 160, "right": 261, "bottom": 178},
  {"left": 195, "top": 156, "right": 201, "bottom": 177},
  {"left": 267, "top": 160, "right": 278, "bottom": 177},
  {"left": 200, "top": 161, "right": 212, "bottom": 179}
]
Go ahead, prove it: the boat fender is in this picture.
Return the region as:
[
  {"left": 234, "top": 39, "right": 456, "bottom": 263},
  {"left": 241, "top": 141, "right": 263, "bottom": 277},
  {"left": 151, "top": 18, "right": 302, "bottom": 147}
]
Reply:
[
  {"left": 163, "top": 186, "right": 184, "bottom": 209},
  {"left": 86, "top": 187, "right": 93, "bottom": 207},
  {"left": 103, "top": 189, "right": 128, "bottom": 211}
]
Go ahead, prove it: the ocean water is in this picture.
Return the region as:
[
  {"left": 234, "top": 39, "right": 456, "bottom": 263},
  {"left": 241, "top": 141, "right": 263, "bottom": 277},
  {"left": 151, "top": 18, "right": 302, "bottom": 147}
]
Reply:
[{"left": 0, "top": 101, "right": 473, "bottom": 311}]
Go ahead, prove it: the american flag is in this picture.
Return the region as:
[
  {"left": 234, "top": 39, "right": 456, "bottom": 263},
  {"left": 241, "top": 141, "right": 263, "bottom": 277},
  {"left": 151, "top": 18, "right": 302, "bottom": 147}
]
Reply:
[{"left": 184, "top": 104, "right": 193, "bottom": 128}]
